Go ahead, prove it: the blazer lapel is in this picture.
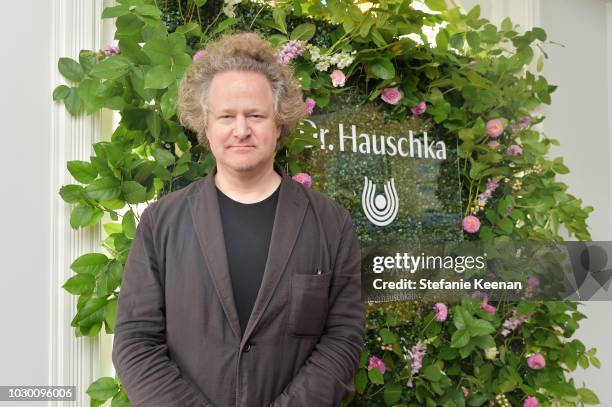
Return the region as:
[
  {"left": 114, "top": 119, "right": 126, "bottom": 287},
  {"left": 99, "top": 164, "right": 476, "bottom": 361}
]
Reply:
[
  {"left": 188, "top": 169, "right": 241, "bottom": 340},
  {"left": 241, "top": 164, "right": 309, "bottom": 344},
  {"left": 187, "top": 163, "right": 309, "bottom": 343}
]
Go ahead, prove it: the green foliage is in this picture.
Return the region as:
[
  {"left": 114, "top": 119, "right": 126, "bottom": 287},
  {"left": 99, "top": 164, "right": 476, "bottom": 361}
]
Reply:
[{"left": 54, "top": 0, "right": 598, "bottom": 406}]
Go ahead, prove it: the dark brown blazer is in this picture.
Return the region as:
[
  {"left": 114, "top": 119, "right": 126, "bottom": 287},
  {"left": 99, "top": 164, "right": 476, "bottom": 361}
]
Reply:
[{"left": 112, "top": 164, "right": 365, "bottom": 407}]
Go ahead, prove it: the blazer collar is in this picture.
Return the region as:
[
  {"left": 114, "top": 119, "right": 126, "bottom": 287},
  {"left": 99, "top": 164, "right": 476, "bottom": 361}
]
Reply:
[{"left": 187, "top": 163, "right": 309, "bottom": 342}]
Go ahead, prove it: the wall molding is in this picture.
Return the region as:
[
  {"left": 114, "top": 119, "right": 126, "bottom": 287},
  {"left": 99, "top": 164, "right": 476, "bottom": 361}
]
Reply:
[{"left": 49, "top": 1, "right": 111, "bottom": 405}]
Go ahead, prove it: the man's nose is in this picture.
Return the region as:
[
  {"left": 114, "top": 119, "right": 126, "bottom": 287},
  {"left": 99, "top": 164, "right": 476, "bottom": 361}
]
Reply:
[{"left": 233, "top": 115, "right": 251, "bottom": 138}]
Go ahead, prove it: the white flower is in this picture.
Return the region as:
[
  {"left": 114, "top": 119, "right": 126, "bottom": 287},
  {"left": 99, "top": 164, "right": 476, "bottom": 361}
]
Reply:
[
  {"left": 484, "top": 347, "right": 498, "bottom": 360},
  {"left": 222, "top": 0, "right": 241, "bottom": 17},
  {"left": 307, "top": 44, "right": 322, "bottom": 61},
  {"left": 315, "top": 59, "right": 331, "bottom": 72}
]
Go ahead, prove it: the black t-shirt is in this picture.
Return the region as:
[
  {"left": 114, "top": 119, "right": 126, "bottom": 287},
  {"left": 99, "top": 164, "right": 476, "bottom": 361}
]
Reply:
[{"left": 216, "top": 184, "right": 280, "bottom": 337}]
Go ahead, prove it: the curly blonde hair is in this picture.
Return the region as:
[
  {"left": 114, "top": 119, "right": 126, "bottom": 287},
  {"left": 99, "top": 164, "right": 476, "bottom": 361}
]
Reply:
[{"left": 177, "top": 32, "right": 305, "bottom": 146}]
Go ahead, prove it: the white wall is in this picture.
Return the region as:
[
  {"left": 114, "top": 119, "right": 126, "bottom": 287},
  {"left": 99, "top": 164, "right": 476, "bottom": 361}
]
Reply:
[
  {"left": 539, "top": 1, "right": 612, "bottom": 404},
  {"left": 0, "top": 0, "right": 52, "bottom": 405}
]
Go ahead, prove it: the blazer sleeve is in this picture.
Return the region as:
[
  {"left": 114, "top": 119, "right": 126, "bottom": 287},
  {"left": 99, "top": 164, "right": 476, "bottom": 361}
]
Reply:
[
  {"left": 270, "top": 209, "right": 366, "bottom": 407},
  {"left": 112, "top": 204, "right": 215, "bottom": 407}
]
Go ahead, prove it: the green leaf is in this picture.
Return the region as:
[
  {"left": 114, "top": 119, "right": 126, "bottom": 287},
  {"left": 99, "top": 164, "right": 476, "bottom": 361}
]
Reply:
[
  {"left": 578, "top": 388, "right": 600, "bottom": 405},
  {"left": 466, "top": 31, "right": 480, "bottom": 50},
  {"left": 78, "top": 79, "right": 105, "bottom": 114},
  {"left": 290, "top": 23, "right": 316, "bottom": 41},
  {"left": 101, "top": 5, "right": 130, "bottom": 18},
  {"left": 425, "top": 0, "right": 446, "bottom": 12},
  {"left": 451, "top": 329, "right": 470, "bottom": 348},
  {"left": 422, "top": 365, "right": 443, "bottom": 382},
  {"left": 72, "top": 296, "right": 108, "bottom": 327},
  {"left": 469, "top": 319, "right": 494, "bottom": 336},
  {"left": 536, "top": 55, "right": 544, "bottom": 72},
  {"left": 145, "top": 64, "right": 175, "bottom": 89},
  {"left": 193, "top": 0, "right": 207, "bottom": 6},
  {"left": 90, "top": 56, "right": 132, "bottom": 80},
  {"left": 116, "top": 13, "right": 145, "bottom": 41},
  {"left": 70, "top": 203, "right": 94, "bottom": 229},
  {"left": 110, "top": 388, "right": 131, "bottom": 407},
  {"left": 355, "top": 370, "right": 367, "bottom": 394},
  {"left": 85, "top": 177, "right": 122, "bottom": 201},
  {"left": 272, "top": 8, "right": 287, "bottom": 34},
  {"left": 70, "top": 253, "right": 108, "bottom": 274},
  {"left": 58, "top": 57, "right": 84, "bottom": 82},
  {"left": 63, "top": 274, "right": 95, "bottom": 295},
  {"left": 436, "top": 29, "right": 449, "bottom": 50},
  {"left": 498, "top": 217, "right": 514, "bottom": 234},
  {"left": 379, "top": 328, "right": 398, "bottom": 344},
  {"left": 65, "top": 87, "right": 81, "bottom": 115},
  {"left": 472, "top": 335, "right": 495, "bottom": 349},
  {"left": 176, "top": 22, "right": 202, "bottom": 38},
  {"left": 134, "top": 4, "right": 161, "bottom": 17},
  {"left": 97, "top": 260, "right": 123, "bottom": 296},
  {"left": 501, "top": 17, "right": 513, "bottom": 31},
  {"left": 153, "top": 147, "right": 176, "bottom": 167},
  {"left": 553, "top": 158, "right": 570, "bottom": 174},
  {"left": 67, "top": 160, "right": 98, "bottom": 184},
  {"left": 122, "top": 181, "right": 147, "bottom": 204},
  {"left": 212, "top": 18, "right": 239, "bottom": 35},
  {"left": 86, "top": 377, "right": 119, "bottom": 401},
  {"left": 59, "top": 184, "right": 84, "bottom": 203},
  {"left": 368, "top": 58, "right": 395, "bottom": 80},
  {"left": 368, "top": 367, "right": 384, "bottom": 385},
  {"left": 118, "top": 39, "right": 151, "bottom": 65},
  {"left": 160, "top": 82, "right": 178, "bottom": 119},
  {"left": 53, "top": 85, "right": 71, "bottom": 101},
  {"left": 383, "top": 383, "right": 402, "bottom": 405},
  {"left": 105, "top": 297, "right": 118, "bottom": 333},
  {"left": 146, "top": 111, "right": 162, "bottom": 139},
  {"left": 122, "top": 210, "right": 137, "bottom": 238},
  {"left": 545, "top": 382, "right": 578, "bottom": 397},
  {"left": 532, "top": 27, "right": 547, "bottom": 41}
]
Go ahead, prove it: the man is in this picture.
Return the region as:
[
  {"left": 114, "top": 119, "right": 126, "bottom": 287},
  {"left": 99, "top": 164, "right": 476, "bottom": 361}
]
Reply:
[{"left": 112, "top": 32, "right": 365, "bottom": 407}]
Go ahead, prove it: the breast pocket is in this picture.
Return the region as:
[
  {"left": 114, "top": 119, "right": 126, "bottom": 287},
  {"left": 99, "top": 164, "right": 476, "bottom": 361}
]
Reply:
[{"left": 288, "top": 270, "right": 332, "bottom": 337}]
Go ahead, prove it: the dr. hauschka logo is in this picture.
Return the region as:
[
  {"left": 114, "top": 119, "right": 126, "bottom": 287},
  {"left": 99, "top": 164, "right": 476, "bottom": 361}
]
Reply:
[{"left": 362, "top": 177, "right": 399, "bottom": 226}]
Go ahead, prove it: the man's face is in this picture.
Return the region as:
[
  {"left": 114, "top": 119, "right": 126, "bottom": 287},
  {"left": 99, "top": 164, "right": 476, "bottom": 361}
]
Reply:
[{"left": 205, "top": 70, "right": 281, "bottom": 175}]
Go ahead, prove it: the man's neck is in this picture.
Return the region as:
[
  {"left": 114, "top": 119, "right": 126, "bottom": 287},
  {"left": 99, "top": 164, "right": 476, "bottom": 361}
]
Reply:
[{"left": 214, "top": 164, "right": 281, "bottom": 204}]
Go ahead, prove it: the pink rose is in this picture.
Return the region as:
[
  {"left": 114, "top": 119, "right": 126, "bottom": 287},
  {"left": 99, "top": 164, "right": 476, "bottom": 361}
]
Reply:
[
  {"left": 410, "top": 101, "right": 427, "bottom": 116},
  {"left": 487, "top": 140, "right": 500, "bottom": 150},
  {"left": 462, "top": 215, "right": 480, "bottom": 234},
  {"left": 381, "top": 87, "right": 402, "bottom": 105},
  {"left": 304, "top": 97, "right": 316, "bottom": 115},
  {"left": 524, "top": 396, "right": 539, "bottom": 407},
  {"left": 486, "top": 119, "right": 505, "bottom": 138},
  {"left": 330, "top": 69, "right": 346, "bottom": 87},
  {"left": 527, "top": 353, "right": 546, "bottom": 370},
  {"left": 368, "top": 356, "right": 386, "bottom": 374},
  {"left": 193, "top": 49, "right": 208, "bottom": 62},
  {"left": 433, "top": 303, "right": 448, "bottom": 322},
  {"left": 506, "top": 144, "right": 523, "bottom": 155},
  {"left": 292, "top": 172, "right": 312, "bottom": 188}
]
